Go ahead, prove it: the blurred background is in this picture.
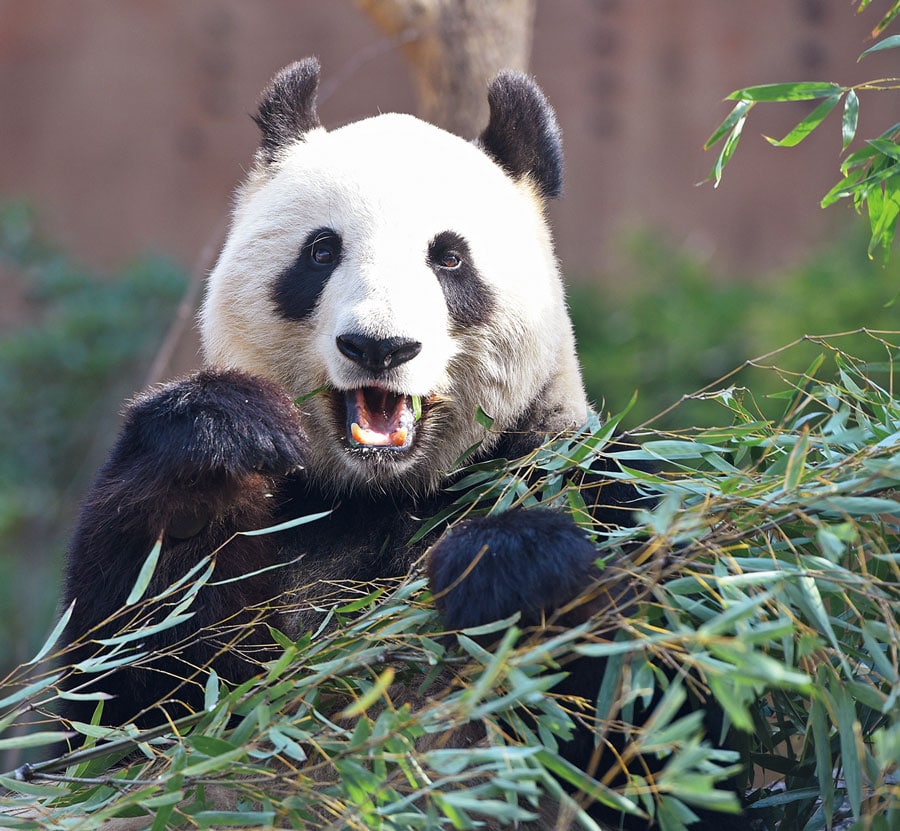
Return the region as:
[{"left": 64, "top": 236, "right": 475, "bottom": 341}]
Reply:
[{"left": 1, "top": 1, "right": 898, "bottom": 681}]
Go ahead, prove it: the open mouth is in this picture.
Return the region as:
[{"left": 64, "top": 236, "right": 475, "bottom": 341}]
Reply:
[{"left": 343, "top": 388, "right": 421, "bottom": 451}]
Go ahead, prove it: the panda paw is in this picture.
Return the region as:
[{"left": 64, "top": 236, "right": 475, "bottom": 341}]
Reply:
[
  {"left": 113, "top": 369, "right": 308, "bottom": 484},
  {"left": 426, "top": 509, "right": 601, "bottom": 631}
]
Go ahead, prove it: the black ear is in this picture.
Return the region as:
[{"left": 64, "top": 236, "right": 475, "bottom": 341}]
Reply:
[
  {"left": 253, "top": 58, "right": 322, "bottom": 164},
  {"left": 478, "top": 71, "right": 563, "bottom": 200}
]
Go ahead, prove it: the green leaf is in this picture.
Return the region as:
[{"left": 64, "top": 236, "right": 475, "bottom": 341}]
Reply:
[
  {"left": 194, "top": 812, "right": 276, "bottom": 828},
  {"left": 238, "top": 508, "right": 332, "bottom": 536},
  {"left": 783, "top": 426, "right": 809, "bottom": 491},
  {"left": 340, "top": 667, "right": 395, "bottom": 718},
  {"left": 859, "top": 33, "right": 900, "bottom": 58},
  {"left": 873, "top": 0, "right": 900, "bottom": 36},
  {"left": 868, "top": 178, "right": 900, "bottom": 260},
  {"left": 294, "top": 384, "right": 328, "bottom": 405},
  {"left": 0, "top": 730, "right": 71, "bottom": 751},
  {"left": 812, "top": 495, "right": 900, "bottom": 515},
  {"left": 534, "top": 749, "right": 644, "bottom": 815},
  {"left": 842, "top": 89, "right": 859, "bottom": 150},
  {"left": 727, "top": 82, "right": 842, "bottom": 102},
  {"left": 188, "top": 735, "right": 236, "bottom": 757},
  {"left": 26, "top": 600, "right": 74, "bottom": 666},
  {"left": 475, "top": 405, "right": 495, "bottom": 430},
  {"left": 179, "top": 745, "right": 247, "bottom": 777},
  {"left": 821, "top": 159, "right": 900, "bottom": 210},
  {"left": 765, "top": 94, "right": 841, "bottom": 148},
  {"left": 810, "top": 691, "right": 835, "bottom": 824},
  {"left": 0, "top": 773, "right": 68, "bottom": 798},
  {"left": 204, "top": 669, "right": 220, "bottom": 711},
  {"left": 96, "top": 613, "right": 194, "bottom": 646},
  {"left": 868, "top": 137, "right": 900, "bottom": 163},
  {"left": 704, "top": 100, "right": 754, "bottom": 150},
  {"left": 709, "top": 111, "right": 749, "bottom": 187},
  {"left": 613, "top": 440, "right": 726, "bottom": 460},
  {"left": 126, "top": 535, "right": 163, "bottom": 605},
  {"left": 708, "top": 674, "right": 754, "bottom": 733},
  {"left": 833, "top": 679, "right": 863, "bottom": 818},
  {"left": 0, "top": 672, "right": 63, "bottom": 710}
]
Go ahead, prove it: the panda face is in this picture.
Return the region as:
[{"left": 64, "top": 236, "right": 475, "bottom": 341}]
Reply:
[{"left": 201, "top": 64, "right": 586, "bottom": 495}]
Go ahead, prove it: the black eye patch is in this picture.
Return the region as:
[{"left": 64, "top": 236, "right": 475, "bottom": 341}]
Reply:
[
  {"left": 427, "top": 231, "right": 496, "bottom": 329},
  {"left": 272, "top": 228, "right": 343, "bottom": 321}
]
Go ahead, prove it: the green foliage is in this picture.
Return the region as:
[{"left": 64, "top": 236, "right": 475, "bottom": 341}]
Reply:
[
  {"left": 0, "top": 335, "right": 897, "bottom": 828},
  {"left": 705, "top": 1, "right": 900, "bottom": 260},
  {"left": 0, "top": 202, "right": 186, "bottom": 667},
  {"left": 569, "top": 228, "right": 900, "bottom": 426}
]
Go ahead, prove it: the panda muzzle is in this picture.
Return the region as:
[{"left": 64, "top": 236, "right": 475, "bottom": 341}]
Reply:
[{"left": 345, "top": 388, "right": 419, "bottom": 449}]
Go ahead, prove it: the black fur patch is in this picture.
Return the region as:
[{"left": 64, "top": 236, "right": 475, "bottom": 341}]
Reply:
[
  {"left": 254, "top": 58, "right": 322, "bottom": 164},
  {"left": 272, "top": 228, "right": 342, "bottom": 321},
  {"left": 428, "top": 508, "right": 599, "bottom": 630},
  {"left": 479, "top": 70, "right": 563, "bottom": 200},
  {"left": 428, "top": 231, "right": 496, "bottom": 329}
]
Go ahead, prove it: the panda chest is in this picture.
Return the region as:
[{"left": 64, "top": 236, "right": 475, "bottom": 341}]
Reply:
[{"left": 276, "top": 481, "right": 432, "bottom": 588}]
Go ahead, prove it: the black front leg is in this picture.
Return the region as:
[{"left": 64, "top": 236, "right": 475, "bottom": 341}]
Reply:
[
  {"left": 426, "top": 508, "right": 749, "bottom": 830},
  {"left": 426, "top": 509, "right": 605, "bottom": 631},
  {"left": 60, "top": 369, "right": 308, "bottom": 731}
]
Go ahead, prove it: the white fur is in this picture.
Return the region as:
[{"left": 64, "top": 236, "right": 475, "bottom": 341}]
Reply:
[{"left": 201, "top": 113, "right": 588, "bottom": 492}]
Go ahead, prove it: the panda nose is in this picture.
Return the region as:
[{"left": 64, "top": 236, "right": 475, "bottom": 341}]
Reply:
[{"left": 336, "top": 334, "right": 422, "bottom": 372}]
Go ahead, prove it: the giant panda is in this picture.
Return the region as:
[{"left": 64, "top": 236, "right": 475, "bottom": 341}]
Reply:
[{"left": 59, "top": 58, "right": 749, "bottom": 830}]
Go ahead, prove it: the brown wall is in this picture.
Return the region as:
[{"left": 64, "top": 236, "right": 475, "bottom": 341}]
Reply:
[{"left": 1, "top": 1, "right": 894, "bottom": 285}]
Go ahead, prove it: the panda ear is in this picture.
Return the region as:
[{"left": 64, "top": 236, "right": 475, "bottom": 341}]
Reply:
[
  {"left": 253, "top": 58, "right": 322, "bottom": 164},
  {"left": 478, "top": 70, "right": 563, "bottom": 200}
]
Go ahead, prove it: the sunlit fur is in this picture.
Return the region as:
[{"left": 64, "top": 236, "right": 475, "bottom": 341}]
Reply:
[{"left": 201, "top": 113, "right": 587, "bottom": 495}]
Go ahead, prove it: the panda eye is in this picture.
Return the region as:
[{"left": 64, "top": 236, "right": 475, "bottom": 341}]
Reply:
[
  {"left": 435, "top": 250, "right": 462, "bottom": 270},
  {"left": 428, "top": 231, "right": 470, "bottom": 276},
  {"left": 307, "top": 231, "right": 342, "bottom": 269}
]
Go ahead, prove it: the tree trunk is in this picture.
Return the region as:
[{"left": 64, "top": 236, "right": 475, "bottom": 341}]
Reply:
[{"left": 355, "top": 0, "right": 536, "bottom": 138}]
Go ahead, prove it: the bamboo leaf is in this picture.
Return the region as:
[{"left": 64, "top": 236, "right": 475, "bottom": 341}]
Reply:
[
  {"left": 194, "top": 812, "right": 276, "bottom": 828},
  {"left": 842, "top": 89, "right": 859, "bottom": 150},
  {"left": 0, "top": 730, "right": 71, "bottom": 751},
  {"left": 204, "top": 669, "right": 220, "bottom": 711},
  {"left": 765, "top": 94, "right": 841, "bottom": 148},
  {"left": 294, "top": 384, "right": 328, "bottom": 406},
  {"left": 812, "top": 495, "right": 900, "bottom": 515},
  {"left": 96, "top": 613, "right": 194, "bottom": 646},
  {"left": 810, "top": 692, "right": 835, "bottom": 825},
  {"left": 26, "top": 600, "right": 75, "bottom": 666},
  {"left": 783, "top": 426, "right": 810, "bottom": 491},
  {"left": 833, "top": 680, "right": 863, "bottom": 818},
  {"left": 534, "top": 749, "right": 643, "bottom": 815},
  {"left": 859, "top": 33, "right": 900, "bottom": 58},
  {"left": 475, "top": 405, "right": 495, "bottom": 430},
  {"left": 0, "top": 673, "right": 63, "bottom": 710},
  {"left": 238, "top": 508, "right": 331, "bottom": 536},
  {"left": 868, "top": 137, "right": 900, "bottom": 162},
  {"left": 727, "top": 82, "right": 842, "bottom": 102},
  {"left": 709, "top": 114, "right": 748, "bottom": 187},
  {"left": 704, "top": 99, "right": 754, "bottom": 149},
  {"left": 873, "top": 0, "right": 900, "bottom": 36},
  {"left": 179, "top": 746, "right": 247, "bottom": 777},
  {"left": 340, "top": 667, "right": 396, "bottom": 718},
  {"left": 126, "top": 535, "right": 163, "bottom": 605}
]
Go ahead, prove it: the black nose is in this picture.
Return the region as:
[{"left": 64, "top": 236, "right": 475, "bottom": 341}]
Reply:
[{"left": 336, "top": 334, "right": 422, "bottom": 372}]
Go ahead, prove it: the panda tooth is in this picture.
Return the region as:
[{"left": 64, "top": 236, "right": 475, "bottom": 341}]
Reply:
[
  {"left": 391, "top": 428, "right": 408, "bottom": 447},
  {"left": 350, "top": 422, "right": 371, "bottom": 445}
]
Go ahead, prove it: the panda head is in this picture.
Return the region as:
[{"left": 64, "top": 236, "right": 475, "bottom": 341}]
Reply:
[{"left": 201, "top": 58, "right": 588, "bottom": 495}]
